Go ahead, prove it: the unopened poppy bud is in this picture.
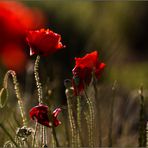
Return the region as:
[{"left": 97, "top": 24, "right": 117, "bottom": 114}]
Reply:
[
  {"left": 16, "top": 126, "right": 32, "bottom": 141},
  {"left": 65, "top": 87, "right": 74, "bottom": 98},
  {"left": 64, "top": 79, "right": 72, "bottom": 88}
]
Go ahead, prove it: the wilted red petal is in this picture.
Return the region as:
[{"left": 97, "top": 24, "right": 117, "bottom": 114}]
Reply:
[
  {"left": 95, "top": 62, "right": 106, "bottom": 78},
  {"left": 52, "top": 108, "right": 61, "bottom": 127},
  {"left": 29, "top": 104, "right": 61, "bottom": 127},
  {"left": 29, "top": 104, "right": 50, "bottom": 127},
  {"left": 26, "top": 29, "right": 65, "bottom": 56}
]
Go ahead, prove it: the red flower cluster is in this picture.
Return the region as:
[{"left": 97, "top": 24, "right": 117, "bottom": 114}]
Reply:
[
  {"left": 26, "top": 29, "right": 65, "bottom": 56},
  {"left": 72, "top": 51, "right": 105, "bottom": 95},
  {"left": 29, "top": 104, "right": 61, "bottom": 127},
  {"left": 0, "top": 1, "right": 45, "bottom": 72}
]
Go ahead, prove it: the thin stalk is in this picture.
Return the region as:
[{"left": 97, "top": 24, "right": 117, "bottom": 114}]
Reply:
[
  {"left": 108, "top": 81, "right": 117, "bottom": 147},
  {"left": 44, "top": 127, "right": 48, "bottom": 147},
  {"left": 146, "top": 122, "right": 148, "bottom": 148},
  {"left": 34, "top": 55, "right": 43, "bottom": 104},
  {"left": 43, "top": 126, "right": 45, "bottom": 146},
  {"left": 138, "top": 85, "right": 146, "bottom": 147},
  {"left": 65, "top": 88, "right": 77, "bottom": 147},
  {"left": 3, "top": 70, "right": 27, "bottom": 126},
  {"left": 63, "top": 111, "right": 70, "bottom": 147},
  {"left": 84, "top": 112, "right": 91, "bottom": 147},
  {"left": 76, "top": 95, "right": 81, "bottom": 147},
  {"left": 32, "top": 121, "right": 38, "bottom": 148},
  {"left": 92, "top": 76, "right": 101, "bottom": 147},
  {"left": 0, "top": 123, "right": 18, "bottom": 147},
  {"left": 51, "top": 129, "right": 56, "bottom": 148},
  {"left": 84, "top": 86, "right": 94, "bottom": 147},
  {"left": 52, "top": 126, "right": 60, "bottom": 147}
]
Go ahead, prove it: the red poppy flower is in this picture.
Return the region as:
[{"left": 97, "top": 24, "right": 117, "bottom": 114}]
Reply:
[
  {"left": 72, "top": 51, "right": 105, "bottom": 95},
  {"left": 1, "top": 44, "right": 27, "bottom": 72},
  {"left": 29, "top": 104, "right": 61, "bottom": 127},
  {"left": 0, "top": 1, "right": 46, "bottom": 72},
  {"left": 26, "top": 29, "right": 65, "bottom": 56}
]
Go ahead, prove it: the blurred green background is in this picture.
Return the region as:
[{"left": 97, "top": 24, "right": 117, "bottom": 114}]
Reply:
[{"left": 23, "top": 1, "right": 148, "bottom": 89}]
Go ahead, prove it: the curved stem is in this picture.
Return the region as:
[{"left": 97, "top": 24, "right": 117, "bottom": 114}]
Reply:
[{"left": 3, "top": 70, "right": 27, "bottom": 126}]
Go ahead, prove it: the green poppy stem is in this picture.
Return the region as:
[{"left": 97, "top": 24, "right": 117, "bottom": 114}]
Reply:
[
  {"left": 65, "top": 87, "right": 77, "bottom": 147},
  {"left": 92, "top": 76, "right": 101, "bottom": 147},
  {"left": 32, "top": 121, "right": 38, "bottom": 148},
  {"left": 76, "top": 95, "right": 81, "bottom": 147},
  {"left": 146, "top": 122, "right": 148, "bottom": 147},
  {"left": 52, "top": 126, "right": 60, "bottom": 147},
  {"left": 138, "top": 85, "right": 146, "bottom": 147},
  {"left": 34, "top": 55, "right": 43, "bottom": 104},
  {"left": 3, "top": 70, "right": 27, "bottom": 126},
  {"left": 108, "top": 80, "right": 117, "bottom": 147},
  {"left": 84, "top": 86, "right": 94, "bottom": 148}
]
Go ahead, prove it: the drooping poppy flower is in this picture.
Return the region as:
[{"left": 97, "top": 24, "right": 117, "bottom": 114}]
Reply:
[
  {"left": 72, "top": 51, "right": 106, "bottom": 95},
  {"left": 26, "top": 29, "right": 65, "bottom": 56},
  {"left": 29, "top": 104, "right": 61, "bottom": 127}
]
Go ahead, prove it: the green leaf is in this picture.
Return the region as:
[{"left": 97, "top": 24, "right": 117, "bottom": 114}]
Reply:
[{"left": 0, "top": 88, "right": 8, "bottom": 108}]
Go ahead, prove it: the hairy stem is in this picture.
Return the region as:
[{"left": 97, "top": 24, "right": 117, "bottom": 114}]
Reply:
[
  {"left": 76, "top": 95, "right": 81, "bottom": 147},
  {"left": 84, "top": 87, "right": 94, "bottom": 147},
  {"left": 138, "top": 85, "right": 146, "bottom": 147},
  {"left": 146, "top": 122, "right": 148, "bottom": 148},
  {"left": 65, "top": 87, "right": 77, "bottom": 147},
  {"left": 34, "top": 55, "right": 43, "bottom": 104},
  {"left": 93, "top": 77, "right": 101, "bottom": 147},
  {"left": 3, "top": 70, "right": 27, "bottom": 126},
  {"left": 108, "top": 81, "right": 117, "bottom": 147},
  {"left": 32, "top": 121, "right": 38, "bottom": 148}
]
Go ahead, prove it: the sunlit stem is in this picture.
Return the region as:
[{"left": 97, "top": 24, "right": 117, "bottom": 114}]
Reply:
[
  {"left": 84, "top": 83, "right": 94, "bottom": 147},
  {"left": 76, "top": 95, "right": 81, "bottom": 147},
  {"left": 146, "top": 122, "right": 148, "bottom": 148},
  {"left": 84, "top": 111, "right": 91, "bottom": 146},
  {"left": 34, "top": 55, "right": 43, "bottom": 104},
  {"left": 3, "top": 70, "right": 27, "bottom": 126},
  {"left": 51, "top": 128, "right": 55, "bottom": 148},
  {"left": 51, "top": 126, "right": 59, "bottom": 147},
  {"left": 32, "top": 121, "right": 38, "bottom": 148},
  {"left": 138, "top": 85, "right": 146, "bottom": 147},
  {"left": 41, "top": 125, "right": 44, "bottom": 147},
  {"left": 47, "top": 109, "right": 60, "bottom": 147},
  {"left": 108, "top": 80, "right": 117, "bottom": 147},
  {"left": 65, "top": 87, "right": 77, "bottom": 147}
]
